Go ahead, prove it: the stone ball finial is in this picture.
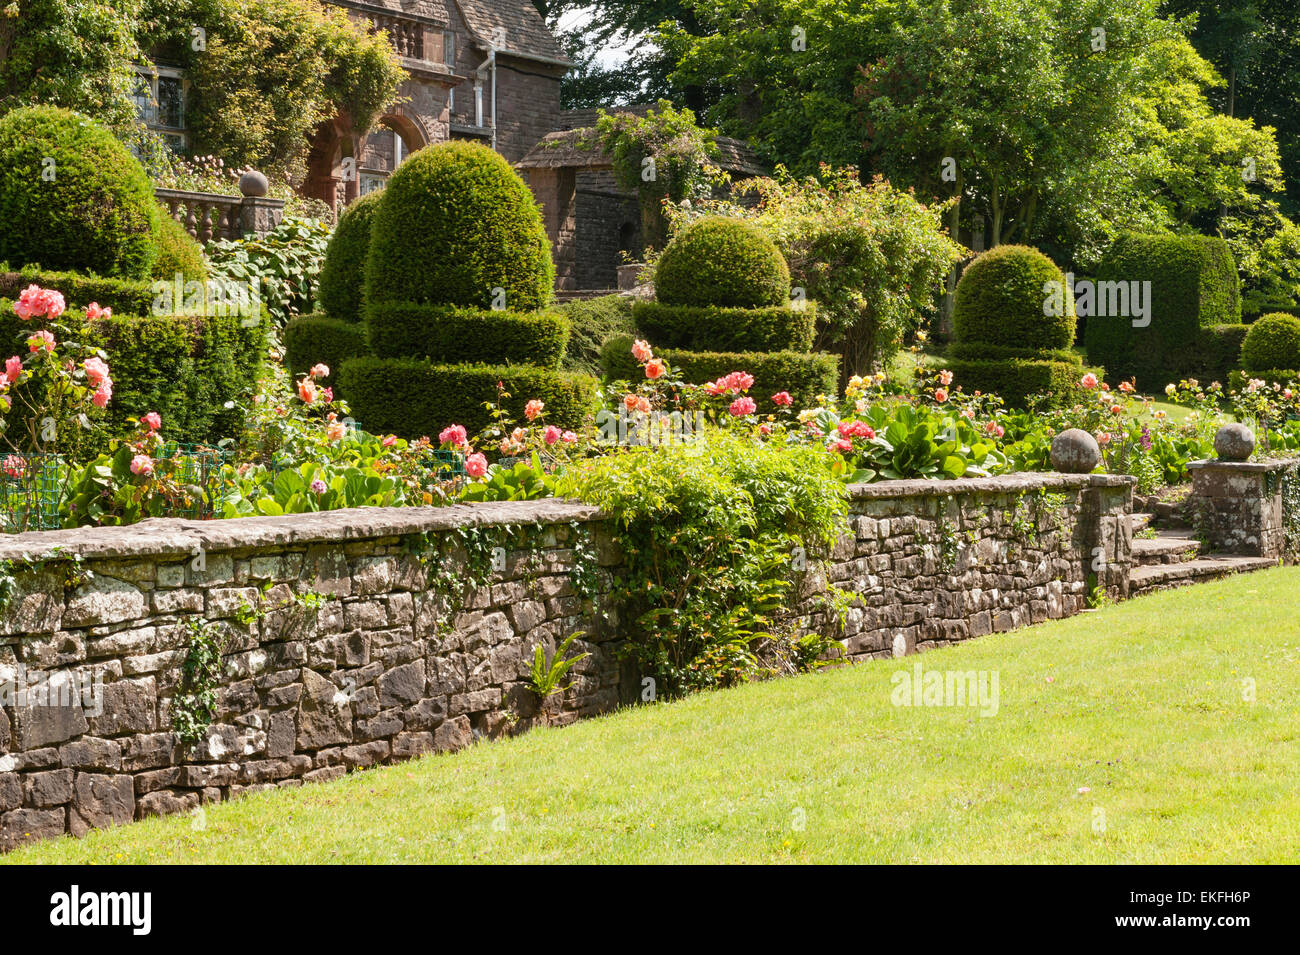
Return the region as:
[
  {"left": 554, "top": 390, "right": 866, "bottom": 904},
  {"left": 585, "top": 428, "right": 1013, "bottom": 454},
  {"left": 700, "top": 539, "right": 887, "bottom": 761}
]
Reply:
[
  {"left": 1051, "top": 428, "right": 1101, "bottom": 473},
  {"left": 1214, "top": 423, "right": 1255, "bottom": 461},
  {"left": 239, "top": 169, "right": 269, "bottom": 198}
]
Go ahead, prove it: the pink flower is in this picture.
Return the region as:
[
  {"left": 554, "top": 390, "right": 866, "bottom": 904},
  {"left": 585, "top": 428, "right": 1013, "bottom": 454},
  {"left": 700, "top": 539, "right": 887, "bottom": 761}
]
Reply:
[
  {"left": 759, "top": 423, "right": 771, "bottom": 436},
  {"left": 310, "top": 478, "right": 327, "bottom": 494},
  {"left": 84, "top": 302, "right": 110, "bottom": 321},
  {"left": 525, "top": 399, "right": 545, "bottom": 421},
  {"left": 129, "top": 454, "right": 154, "bottom": 476},
  {"left": 631, "top": 339, "right": 653, "bottom": 363},
  {"left": 13, "top": 284, "right": 65, "bottom": 320},
  {"left": 984, "top": 420, "right": 999, "bottom": 434},
  {"left": 438, "top": 424, "right": 469, "bottom": 449},
  {"left": 2, "top": 455, "right": 26, "bottom": 478},
  {"left": 1110, "top": 404, "right": 1123, "bottom": 415},
  {"left": 382, "top": 434, "right": 397, "bottom": 447},
  {"left": 961, "top": 407, "right": 975, "bottom": 419},
  {"left": 465, "top": 452, "right": 488, "bottom": 478},
  {"left": 326, "top": 421, "right": 346, "bottom": 442},
  {"left": 83, "top": 356, "right": 110, "bottom": 386},
  {"left": 837, "top": 420, "right": 874, "bottom": 439},
  {"left": 1080, "top": 373, "right": 1098, "bottom": 389},
  {"left": 543, "top": 425, "right": 562, "bottom": 445},
  {"left": 771, "top": 391, "right": 793, "bottom": 407},
  {"left": 92, "top": 379, "right": 113, "bottom": 408},
  {"left": 310, "top": 363, "right": 330, "bottom": 380},
  {"left": 1097, "top": 432, "right": 1111, "bottom": 447},
  {"left": 297, "top": 377, "right": 317, "bottom": 403},
  {"left": 995, "top": 425, "right": 1004, "bottom": 438},
  {"left": 27, "top": 330, "right": 55, "bottom": 353},
  {"left": 729, "top": 371, "right": 755, "bottom": 392},
  {"left": 933, "top": 388, "right": 948, "bottom": 403},
  {"left": 321, "top": 387, "right": 333, "bottom": 403},
  {"left": 729, "top": 396, "right": 757, "bottom": 417},
  {"left": 561, "top": 430, "right": 578, "bottom": 444},
  {"left": 142, "top": 411, "right": 162, "bottom": 431},
  {"left": 831, "top": 437, "right": 854, "bottom": 454},
  {"left": 4, "top": 356, "right": 21, "bottom": 383},
  {"left": 938, "top": 369, "right": 954, "bottom": 386},
  {"left": 645, "top": 358, "right": 667, "bottom": 380}
]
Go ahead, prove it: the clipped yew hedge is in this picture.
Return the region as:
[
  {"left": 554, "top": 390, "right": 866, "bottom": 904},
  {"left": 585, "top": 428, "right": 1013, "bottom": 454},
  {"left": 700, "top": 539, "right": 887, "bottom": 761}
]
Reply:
[
  {"left": 631, "top": 301, "right": 816, "bottom": 354},
  {"left": 946, "top": 356, "right": 1097, "bottom": 410},
  {"left": 654, "top": 216, "right": 790, "bottom": 308},
  {"left": 364, "top": 303, "right": 569, "bottom": 367},
  {"left": 317, "top": 191, "right": 382, "bottom": 321},
  {"left": 284, "top": 314, "right": 371, "bottom": 390}
]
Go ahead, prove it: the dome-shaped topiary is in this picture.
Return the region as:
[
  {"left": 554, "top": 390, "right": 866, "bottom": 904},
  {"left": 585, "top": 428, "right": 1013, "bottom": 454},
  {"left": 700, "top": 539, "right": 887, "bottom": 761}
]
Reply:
[
  {"left": 1241, "top": 312, "right": 1300, "bottom": 372},
  {"left": 654, "top": 216, "right": 790, "bottom": 308},
  {"left": 0, "top": 106, "right": 160, "bottom": 279},
  {"left": 152, "top": 210, "right": 209, "bottom": 283},
  {"left": 954, "top": 244, "right": 1075, "bottom": 352},
  {"left": 363, "top": 141, "right": 554, "bottom": 314},
  {"left": 317, "top": 190, "right": 382, "bottom": 321}
]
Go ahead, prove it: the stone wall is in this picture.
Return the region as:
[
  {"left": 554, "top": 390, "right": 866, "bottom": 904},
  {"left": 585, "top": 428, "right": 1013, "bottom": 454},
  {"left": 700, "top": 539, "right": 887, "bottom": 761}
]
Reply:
[
  {"left": 1187, "top": 457, "right": 1300, "bottom": 560},
  {"left": 0, "top": 472, "right": 1131, "bottom": 849}
]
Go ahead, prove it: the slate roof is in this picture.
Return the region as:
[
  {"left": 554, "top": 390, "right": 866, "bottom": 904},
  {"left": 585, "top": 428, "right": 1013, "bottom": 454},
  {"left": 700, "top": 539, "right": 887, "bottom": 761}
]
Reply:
[{"left": 453, "top": 0, "right": 570, "bottom": 63}]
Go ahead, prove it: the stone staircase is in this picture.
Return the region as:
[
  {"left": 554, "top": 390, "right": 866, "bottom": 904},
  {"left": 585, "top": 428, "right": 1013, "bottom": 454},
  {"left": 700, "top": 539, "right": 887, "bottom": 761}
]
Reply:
[{"left": 1127, "top": 509, "right": 1275, "bottom": 597}]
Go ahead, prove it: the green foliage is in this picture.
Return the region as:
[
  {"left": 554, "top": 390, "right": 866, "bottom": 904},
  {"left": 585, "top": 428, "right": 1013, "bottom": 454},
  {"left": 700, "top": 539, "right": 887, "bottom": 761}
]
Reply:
[
  {"left": 0, "top": 106, "right": 159, "bottom": 279},
  {"left": 458, "top": 453, "right": 556, "bottom": 503},
  {"left": 1241, "top": 312, "right": 1300, "bottom": 373},
  {"left": 954, "top": 245, "right": 1075, "bottom": 352},
  {"left": 601, "top": 334, "right": 838, "bottom": 410},
  {"left": 632, "top": 301, "right": 815, "bottom": 353},
  {"left": 528, "top": 631, "right": 590, "bottom": 699},
  {"left": 207, "top": 216, "right": 331, "bottom": 325},
  {"left": 365, "top": 304, "right": 570, "bottom": 368},
  {"left": 339, "top": 358, "right": 597, "bottom": 438},
  {"left": 559, "top": 294, "right": 636, "bottom": 376},
  {"left": 283, "top": 314, "right": 370, "bottom": 390},
  {"left": 316, "top": 191, "right": 382, "bottom": 321},
  {"left": 1180, "top": 323, "right": 1250, "bottom": 383},
  {"left": 946, "top": 356, "right": 1088, "bottom": 410},
  {"left": 814, "top": 403, "right": 1008, "bottom": 482},
  {"left": 1084, "top": 232, "right": 1242, "bottom": 389},
  {"left": 171, "top": 616, "right": 226, "bottom": 746},
  {"left": 152, "top": 211, "right": 209, "bottom": 283},
  {"left": 0, "top": 268, "right": 156, "bottom": 315},
  {"left": 554, "top": 431, "right": 848, "bottom": 696},
  {"left": 364, "top": 141, "right": 555, "bottom": 314},
  {"left": 654, "top": 216, "right": 790, "bottom": 308}
]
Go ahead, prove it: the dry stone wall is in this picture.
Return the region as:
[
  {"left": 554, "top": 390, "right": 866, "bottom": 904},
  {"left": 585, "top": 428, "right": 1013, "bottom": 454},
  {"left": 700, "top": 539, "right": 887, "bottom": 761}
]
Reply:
[{"left": 0, "top": 472, "right": 1132, "bottom": 849}]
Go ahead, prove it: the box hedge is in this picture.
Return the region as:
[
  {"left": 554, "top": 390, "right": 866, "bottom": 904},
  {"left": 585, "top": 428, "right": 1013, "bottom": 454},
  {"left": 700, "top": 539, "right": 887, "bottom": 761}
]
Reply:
[
  {"left": 946, "top": 356, "right": 1092, "bottom": 410},
  {"left": 316, "top": 191, "right": 382, "bottom": 321},
  {"left": 152, "top": 211, "right": 209, "bottom": 283},
  {"left": 1241, "top": 313, "right": 1300, "bottom": 373},
  {"left": 953, "top": 244, "right": 1076, "bottom": 352},
  {"left": 364, "top": 303, "right": 569, "bottom": 367},
  {"left": 631, "top": 301, "right": 816, "bottom": 353},
  {"left": 284, "top": 314, "right": 371, "bottom": 389},
  {"left": 1084, "top": 233, "right": 1241, "bottom": 389},
  {"left": 601, "top": 333, "right": 838, "bottom": 410},
  {"left": 561, "top": 294, "right": 636, "bottom": 376},
  {"left": 654, "top": 216, "right": 791, "bottom": 308},
  {"left": 338, "top": 357, "right": 597, "bottom": 438},
  {"left": 0, "top": 268, "right": 158, "bottom": 316}
]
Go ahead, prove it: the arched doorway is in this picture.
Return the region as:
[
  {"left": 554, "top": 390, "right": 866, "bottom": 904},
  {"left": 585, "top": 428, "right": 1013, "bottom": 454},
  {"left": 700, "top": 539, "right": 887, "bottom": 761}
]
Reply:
[{"left": 357, "top": 113, "right": 425, "bottom": 197}]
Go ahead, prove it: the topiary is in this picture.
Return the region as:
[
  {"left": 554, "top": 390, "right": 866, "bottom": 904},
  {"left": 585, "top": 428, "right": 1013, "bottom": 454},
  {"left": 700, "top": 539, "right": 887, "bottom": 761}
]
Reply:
[
  {"left": 317, "top": 191, "right": 382, "bottom": 321},
  {"left": 631, "top": 301, "right": 816, "bottom": 353},
  {"left": 561, "top": 294, "right": 636, "bottom": 376},
  {"left": 1241, "top": 312, "right": 1300, "bottom": 373},
  {"left": 152, "top": 210, "right": 209, "bottom": 283},
  {"left": 953, "top": 244, "right": 1075, "bottom": 352},
  {"left": 364, "top": 140, "right": 554, "bottom": 312},
  {"left": 366, "top": 303, "right": 570, "bottom": 367},
  {"left": 654, "top": 216, "right": 791, "bottom": 308},
  {"left": 284, "top": 314, "right": 371, "bottom": 390},
  {"left": 0, "top": 106, "right": 160, "bottom": 279}
]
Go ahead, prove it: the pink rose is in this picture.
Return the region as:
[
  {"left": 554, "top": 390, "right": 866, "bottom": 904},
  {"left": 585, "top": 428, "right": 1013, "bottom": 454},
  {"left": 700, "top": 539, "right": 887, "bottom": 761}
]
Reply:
[
  {"left": 142, "top": 411, "right": 162, "bottom": 431},
  {"left": 465, "top": 452, "right": 488, "bottom": 478},
  {"left": 310, "top": 363, "right": 330, "bottom": 380},
  {"left": 933, "top": 388, "right": 948, "bottom": 403},
  {"left": 129, "top": 454, "right": 154, "bottom": 476},
  {"left": 92, "top": 379, "right": 113, "bottom": 408},
  {"left": 1080, "top": 373, "right": 1098, "bottom": 389},
  {"left": 27, "top": 330, "right": 55, "bottom": 353},
  {"left": 382, "top": 434, "right": 398, "bottom": 447},
  {"left": 297, "top": 377, "right": 317, "bottom": 403},
  {"left": 543, "top": 425, "right": 561, "bottom": 445},
  {"left": 938, "top": 369, "right": 954, "bottom": 386},
  {"left": 326, "top": 421, "right": 346, "bottom": 442},
  {"left": 525, "top": 399, "right": 545, "bottom": 421},
  {"left": 85, "top": 302, "right": 110, "bottom": 321},
  {"left": 759, "top": 423, "right": 771, "bottom": 436},
  {"left": 771, "top": 391, "right": 793, "bottom": 407},
  {"left": 4, "top": 356, "right": 21, "bottom": 383},
  {"left": 631, "top": 339, "right": 653, "bottom": 363},
  {"left": 729, "top": 396, "right": 757, "bottom": 417},
  {"left": 438, "top": 424, "right": 469, "bottom": 449},
  {"left": 561, "top": 430, "right": 577, "bottom": 444},
  {"left": 831, "top": 437, "right": 853, "bottom": 454},
  {"left": 83, "top": 356, "right": 110, "bottom": 386},
  {"left": 645, "top": 359, "right": 667, "bottom": 380}
]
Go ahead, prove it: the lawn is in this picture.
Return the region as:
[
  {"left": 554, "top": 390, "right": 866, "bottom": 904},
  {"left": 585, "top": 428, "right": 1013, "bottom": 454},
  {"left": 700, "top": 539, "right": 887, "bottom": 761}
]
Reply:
[{"left": 7, "top": 567, "right": 1299, "bottom": 865}]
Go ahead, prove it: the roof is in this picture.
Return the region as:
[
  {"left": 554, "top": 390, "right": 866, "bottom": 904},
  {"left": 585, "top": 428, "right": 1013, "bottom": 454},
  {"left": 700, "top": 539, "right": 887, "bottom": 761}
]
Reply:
[
  {"left": 452, "top": 0, "right": 570, "bottom": 64},
  {"left": 515, "top": 125, "right": 767, "bottom": 177}
]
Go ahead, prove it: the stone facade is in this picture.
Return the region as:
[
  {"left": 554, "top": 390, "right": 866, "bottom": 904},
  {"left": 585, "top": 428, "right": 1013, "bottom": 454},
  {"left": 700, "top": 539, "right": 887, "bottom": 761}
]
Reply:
[{"left": 0, "top": 472, "right": 1132, "bottom": 849}]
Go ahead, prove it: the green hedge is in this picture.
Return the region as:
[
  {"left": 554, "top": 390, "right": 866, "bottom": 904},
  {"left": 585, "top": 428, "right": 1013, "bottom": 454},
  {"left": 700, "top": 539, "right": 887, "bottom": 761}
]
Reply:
[
  {"left": 0, "top": 304, "right": 266, "bottom": 451},
  {"left": 0, "top": 106, "right": 159, "bottom": 279},
  {"left": 338, "top": 358, "right": 597, "bottom": 438},
  {"left": 561, "top": 294, "right": 636, "bottom": 376},
  {"left": 953, "top": 244, "right": 1075, "bottom": 352},
  {"left": 317, "top": 191, "right": 382, "bottom": 321},
  {"left": 364, "top": 141, "right": 554, "bottom": 312},
  {"left": 152, "top": 212, "right": 209, "bottom": 283},
  {"left": 284, "top": 314, "right": 371, "bottom": 389},
  {"left": 1228, "top": 369, "right": 1300, "bottom": 391},
  {"left": 364, "top": 303, "right": 569, "bottom": 368},
  {"left": 946, "top": 341, "right": 1080, "bottom": 364},
  {"left": 946, "top": 356, "right": 1087, "bottom": 410},
  {"left": 654, "top": 216, "right": 791, "bottom": 308},
  {"left": 631, "top": 301, "right": 816, "bottom": 353},
  {"left": 1084, "top": 233, "right": 1241, "bottom": 389},
  {"left": 0, "top": 268, "right": 158, "bottom": 316},
  {"left": 601, "top": 333, "right": 838, "bottom": 411},
  {"left": 1241, "top": 313, "right": 1300, "bottom": 373}
]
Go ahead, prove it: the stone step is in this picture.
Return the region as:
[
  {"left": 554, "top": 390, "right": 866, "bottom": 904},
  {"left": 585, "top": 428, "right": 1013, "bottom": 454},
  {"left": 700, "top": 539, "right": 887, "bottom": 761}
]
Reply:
[
  {"left": 1131, "top": 531, "right": 1202, "bottom": 566},
  {"left": 1128, "top": 554, "right": 1276, "bottom": 597},
  {"left": 1129, "top": 512, "right": 1154, "bottom": 533}
]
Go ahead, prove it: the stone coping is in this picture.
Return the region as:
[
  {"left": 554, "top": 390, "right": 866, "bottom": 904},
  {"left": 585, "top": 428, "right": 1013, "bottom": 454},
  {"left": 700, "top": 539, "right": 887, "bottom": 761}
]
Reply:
[
  {"left": 0, "top": 471, "right": 1130, "bottom": 562},
  {"left": 1187, "top": 457, "right": 1300, "bottom": 473}
]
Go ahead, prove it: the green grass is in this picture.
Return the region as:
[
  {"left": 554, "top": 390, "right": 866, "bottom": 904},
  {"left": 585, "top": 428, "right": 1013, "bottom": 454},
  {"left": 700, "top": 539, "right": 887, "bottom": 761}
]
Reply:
[{"left": 8, "top": 567, "right": 1299, "bottom": 864}]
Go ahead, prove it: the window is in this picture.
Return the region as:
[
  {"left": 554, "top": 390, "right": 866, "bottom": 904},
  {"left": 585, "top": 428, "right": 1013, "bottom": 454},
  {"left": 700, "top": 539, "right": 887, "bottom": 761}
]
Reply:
[
  {"left": 444, "top": 30, "right": 456, "bottom": 67},
  {"left": 132, "top": 65, "right": 188, "bottom": 152}
]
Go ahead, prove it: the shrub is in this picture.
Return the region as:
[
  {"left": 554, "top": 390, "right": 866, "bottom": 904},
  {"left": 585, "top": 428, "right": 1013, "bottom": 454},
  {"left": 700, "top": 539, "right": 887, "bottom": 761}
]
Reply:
[
  {"left": 1174, "top": 324, "right": 1249, "bottom": 384},
  {"left": 945, "top": 356, "right": 1089, "bottom": 410},
  {"left": 316, "top": 191, "right": 382, "bottom": 321},
  {"left": 0, "top": 106, "right": 160, "bottom": 279},
  {"left": 946, "top": 341, "right": 1079, "bottom": 364},
  {"left": 364, "top": 141, "right": 554, "bottom": 312},
  {"left": 632, "top": 301, "right": 816, "bottom": 353},
  {"left": 339, "top": 358, "right": 597, "bottom": 438},
  {"left": 0, "top": 269, "right": 156, "bottom": 316},
  {"left": 953, "top": 245, "right": 1075, "bottom": 351},
  {"left": 284, "top": 314, "right": 371, "bottom": 389},
  {"left": 601, "top": 334, "right": 838, "bottom": 410},
  {"left": 365, "top": 303, "right": 570, "bottom": 368},
  {"left": 152, "top": 211, "right": 209, "bottom": 283},
  {"left": 1241, "top": 313, "right": 1300, "bottom": 373},
  {"left": 1084, "top": 233, "right": 1241, "bottom": 389},
  {"left": 655, "top": 216, "right": 791, "bottom": 308},
  {"left": 560, "top": 294, "right": 636, "bottom": 376},
  {"left": 206, "top": 216, "right": 331, "bottom": 325}
]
